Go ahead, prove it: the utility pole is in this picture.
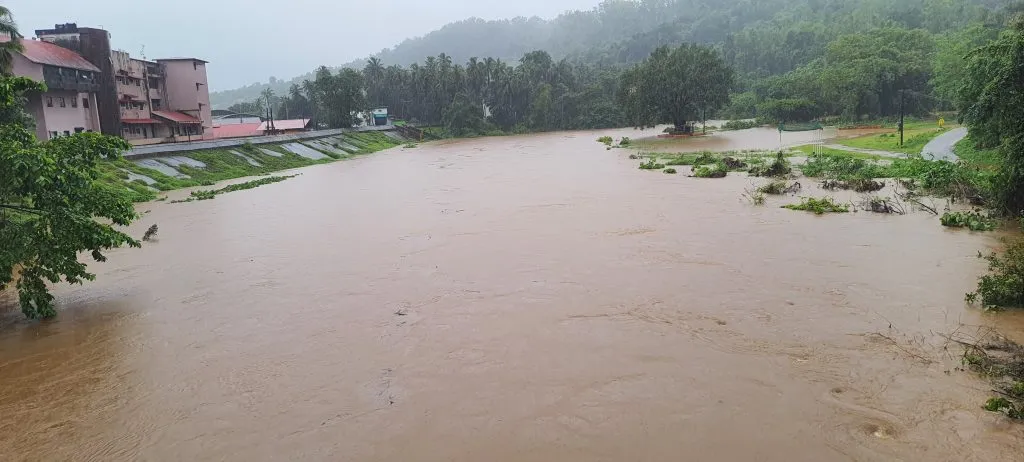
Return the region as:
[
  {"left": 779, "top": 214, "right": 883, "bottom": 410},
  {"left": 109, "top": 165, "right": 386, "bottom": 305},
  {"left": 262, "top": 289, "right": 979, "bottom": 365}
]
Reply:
[{"left": 898, "top": 89, "right": 905, "bottom": 147}]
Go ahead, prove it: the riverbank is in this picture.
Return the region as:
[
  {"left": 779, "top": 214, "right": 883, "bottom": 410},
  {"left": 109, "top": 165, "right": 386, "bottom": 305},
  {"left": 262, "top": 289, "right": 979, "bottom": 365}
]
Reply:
[{"left": 99, "top": 131, "right": 408, "bottom": 202}]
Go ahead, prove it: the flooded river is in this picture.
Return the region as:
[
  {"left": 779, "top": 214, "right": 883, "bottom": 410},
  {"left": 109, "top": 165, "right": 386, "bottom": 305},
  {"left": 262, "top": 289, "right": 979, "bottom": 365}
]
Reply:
[{"left": 2, "top": 129, "right": 1023, "bottom": 461}]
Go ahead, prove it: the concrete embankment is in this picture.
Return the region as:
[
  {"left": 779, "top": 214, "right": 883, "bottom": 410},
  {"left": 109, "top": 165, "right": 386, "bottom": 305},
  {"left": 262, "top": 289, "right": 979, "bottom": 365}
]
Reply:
[{"left": 102, "top": 129, "right": 412, "bottom": 201}]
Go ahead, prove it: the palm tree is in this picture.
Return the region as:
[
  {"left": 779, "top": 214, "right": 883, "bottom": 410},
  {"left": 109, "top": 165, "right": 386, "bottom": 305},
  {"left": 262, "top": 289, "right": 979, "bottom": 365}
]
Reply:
[{"left": 0, "top": 6, "right": 23, "bottom": 75}]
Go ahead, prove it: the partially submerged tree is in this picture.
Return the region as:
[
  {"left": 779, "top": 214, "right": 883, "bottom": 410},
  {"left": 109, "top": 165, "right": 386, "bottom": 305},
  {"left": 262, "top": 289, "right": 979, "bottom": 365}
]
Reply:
[
  {"left": 618, "top": 44, "right": 734, "bottom": 132},
  {"left": 0, "top": 76, "right": 140, "bottom": 318}
]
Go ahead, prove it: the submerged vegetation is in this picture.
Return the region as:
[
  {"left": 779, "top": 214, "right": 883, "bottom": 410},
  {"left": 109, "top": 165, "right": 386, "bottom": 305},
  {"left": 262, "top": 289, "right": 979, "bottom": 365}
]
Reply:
[
  {"left": 940, "top": 211, "right": 998, "bottom": 231},
  {"left": 782, "top": 197, "right": 849, "bottom": 215},
  {"left": 171, "top": 175, "right": 298, "bottom": 203},
  {"left": 692, "top": 162, "right": 728, "bottom": 178}
]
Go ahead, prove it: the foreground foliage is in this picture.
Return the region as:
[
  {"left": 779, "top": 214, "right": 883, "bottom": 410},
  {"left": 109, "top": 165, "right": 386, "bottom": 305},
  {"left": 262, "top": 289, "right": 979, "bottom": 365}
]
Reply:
[
  {"left": 967, "top": 239, "right": 1024, "bottom": 309},
  {"left": 0, "top": 77, "right": 139, "bottom": 319}
]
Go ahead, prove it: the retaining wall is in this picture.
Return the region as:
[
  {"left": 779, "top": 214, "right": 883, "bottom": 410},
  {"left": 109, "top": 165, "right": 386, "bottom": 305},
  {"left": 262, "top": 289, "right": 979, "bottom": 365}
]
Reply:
[{"left": 126, "top": 125, "right": 395, "bottom": 159}]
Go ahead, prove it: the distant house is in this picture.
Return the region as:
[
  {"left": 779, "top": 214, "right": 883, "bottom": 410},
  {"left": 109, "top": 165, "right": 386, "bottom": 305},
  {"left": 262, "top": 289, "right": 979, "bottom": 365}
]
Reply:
[
  {"left": 371, "top": 107, "right": 388, "bottom": 126},
  {"left": 209, "top": 122, "right": 262, "bottom": 139},
  {"left": 257, "top": 118, "right": 310, "bottom": 134},
  {"left": 6, "top": 38, "right": 103, "bottom": 140}
]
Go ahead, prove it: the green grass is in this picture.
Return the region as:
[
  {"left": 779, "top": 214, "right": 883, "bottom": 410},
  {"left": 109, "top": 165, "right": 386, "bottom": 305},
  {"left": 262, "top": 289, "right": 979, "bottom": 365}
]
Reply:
[
  {"left": 790, "top": 144, "right": 887, "bottom": 161},
  {"left": 835, "top": 124, "right": 950, "bottom": 155},
  {"left": 954, "top": 136, "right": 1001, "bottom": 170}
]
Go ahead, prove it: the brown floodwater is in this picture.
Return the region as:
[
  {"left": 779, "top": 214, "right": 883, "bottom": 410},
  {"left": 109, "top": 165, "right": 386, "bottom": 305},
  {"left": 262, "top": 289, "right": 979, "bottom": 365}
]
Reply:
[{"left": 2, "top": 128, "right": 1024, "bottom": 461}]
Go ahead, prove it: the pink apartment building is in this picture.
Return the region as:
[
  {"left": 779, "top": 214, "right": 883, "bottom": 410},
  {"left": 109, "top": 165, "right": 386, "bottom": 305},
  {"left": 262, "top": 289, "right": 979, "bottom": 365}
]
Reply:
[
  {"left": 7, "top": 38, "right": 102, "bottom": 140},
  {"left": 113, "top": 51, "right": 212, "bottom": 145}
]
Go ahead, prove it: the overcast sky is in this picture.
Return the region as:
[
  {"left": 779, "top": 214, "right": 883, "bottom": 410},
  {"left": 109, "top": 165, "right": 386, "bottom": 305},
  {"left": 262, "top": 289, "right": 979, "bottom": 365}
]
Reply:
[{"left": 8, "top": 0, "right": 602, "bottom": 91}]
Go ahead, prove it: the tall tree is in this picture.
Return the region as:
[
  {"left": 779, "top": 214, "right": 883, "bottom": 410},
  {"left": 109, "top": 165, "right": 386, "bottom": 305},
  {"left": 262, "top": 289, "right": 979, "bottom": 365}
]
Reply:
[
  {"left": 619, "top": 44, "right": 734, "bottom": 131},
  {"left": 0, "top": 6, "right": 23, "bottom": 75}
]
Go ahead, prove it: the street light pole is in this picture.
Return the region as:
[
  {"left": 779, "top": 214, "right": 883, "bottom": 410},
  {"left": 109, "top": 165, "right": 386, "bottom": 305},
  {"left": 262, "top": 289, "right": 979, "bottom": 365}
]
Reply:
[{"left": 898, "top": 89, "right": 905, "bottom": 147}]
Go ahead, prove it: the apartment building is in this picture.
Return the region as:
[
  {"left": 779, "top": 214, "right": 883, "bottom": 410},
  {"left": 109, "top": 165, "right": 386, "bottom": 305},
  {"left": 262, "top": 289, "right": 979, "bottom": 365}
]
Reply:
[
  {"left": 6, "top": 38, "right": 102, "bottom": 140},
  {"left": 33, "top": 23, "right": 213, "bottom": 145}
]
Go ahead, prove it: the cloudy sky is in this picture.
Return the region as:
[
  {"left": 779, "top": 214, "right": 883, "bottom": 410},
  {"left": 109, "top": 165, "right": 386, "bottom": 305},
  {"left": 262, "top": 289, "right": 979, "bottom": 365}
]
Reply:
[{"left": 8, "top": 0, "right": 602, "bottom": 91}]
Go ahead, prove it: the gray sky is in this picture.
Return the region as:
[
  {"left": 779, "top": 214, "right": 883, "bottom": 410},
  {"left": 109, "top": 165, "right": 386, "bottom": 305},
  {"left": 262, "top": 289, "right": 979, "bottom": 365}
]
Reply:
[{"left": 8, "top": 0, "right": 602, "bottom": 91}]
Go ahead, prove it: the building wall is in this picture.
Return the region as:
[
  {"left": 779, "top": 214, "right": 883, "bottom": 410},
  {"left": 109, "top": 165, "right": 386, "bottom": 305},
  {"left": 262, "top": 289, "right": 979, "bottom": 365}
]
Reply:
[
  {"left": 11, "top": 51, "right": 100, "bottom": 139},
  {"left": 160, "top": 59, "right": 212, "bottom": 129},
  {"left": 39, "top": 89, "right": 100, "bottom": 138}
]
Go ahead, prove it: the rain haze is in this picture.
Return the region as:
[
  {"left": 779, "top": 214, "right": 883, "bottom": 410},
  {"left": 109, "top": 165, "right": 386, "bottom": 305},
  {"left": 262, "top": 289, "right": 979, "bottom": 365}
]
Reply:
[{"left": 6, "top": 0, "right": 602, "bottom": 91}]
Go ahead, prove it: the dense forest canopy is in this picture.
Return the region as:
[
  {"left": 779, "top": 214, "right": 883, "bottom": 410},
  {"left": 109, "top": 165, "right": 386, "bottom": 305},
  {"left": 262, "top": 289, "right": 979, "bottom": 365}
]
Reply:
[
  {"left": 211, "top": 0, "right": 1012, "bottom": 108},
  {"left": 217, "top": 0, "right": 1021, "bottom": 136}
]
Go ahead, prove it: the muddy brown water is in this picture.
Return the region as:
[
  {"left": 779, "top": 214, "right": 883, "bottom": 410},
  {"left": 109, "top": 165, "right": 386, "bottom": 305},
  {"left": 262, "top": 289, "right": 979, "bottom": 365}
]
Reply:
[{"left": 2, "top": 128, "right": 1024, "bottom": 461}]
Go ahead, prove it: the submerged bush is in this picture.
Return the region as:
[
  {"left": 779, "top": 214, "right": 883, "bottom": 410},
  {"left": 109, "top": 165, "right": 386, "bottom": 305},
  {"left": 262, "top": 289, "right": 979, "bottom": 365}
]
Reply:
[
  {"left": 598, "top": 136, "right": 613, "bottom": 146},
  {"left": 619, "top": 137, "right": 631, "bottom": 146},
  {"left": 757, "top": 179, "right": 794, "bottom": 195},
  {"left": 721, "top": 120, "right": 760, "bottom": 131},
  {"left": 692, "top": 162, "right": 727, "bottom": 178},
  {"left": 748, "top": 152, "right": 791, "bottom": 177},
  {"left": 663, "top": 168, "right": 678, "bottom": 174},
  {"left": 639, "top": 159, "right": 666, "bottom": 170},
  {"left": 967, "top": 239, "right": 1024, "bottom": 309},
  {"left": 941, "top": 211, "right": 998, "bottom": 231},
  {"left": 783, "top": 197, "right": 849, "bottom": 214}
]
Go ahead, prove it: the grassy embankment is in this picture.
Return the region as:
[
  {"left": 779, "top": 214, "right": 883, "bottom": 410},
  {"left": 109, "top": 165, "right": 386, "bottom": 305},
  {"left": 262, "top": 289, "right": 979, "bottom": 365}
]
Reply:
[{"left": 98, "top": 131, "right": 401, "bottom": 202}]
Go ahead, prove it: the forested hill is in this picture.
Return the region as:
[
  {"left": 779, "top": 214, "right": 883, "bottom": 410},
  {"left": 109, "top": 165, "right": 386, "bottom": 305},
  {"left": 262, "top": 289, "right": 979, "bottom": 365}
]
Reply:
[{"left": 210, "top": 0, "right": 1012, "bottom": 108}]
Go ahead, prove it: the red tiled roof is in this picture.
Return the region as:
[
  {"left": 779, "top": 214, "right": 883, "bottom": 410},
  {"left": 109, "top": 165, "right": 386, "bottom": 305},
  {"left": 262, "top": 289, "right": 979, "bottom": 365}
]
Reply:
[
  {"left": 152, "top": 110, "right": 202, "bottom": 124},
  {"left": 209, "top": 122, "right": 262, "bottom": 139},
  {"left": 122, "top": 118, "right": 160, "bottom": 124},
  {"left": 257, "top": 119, "right": 309, "bottom": 131},
  {"left": 1, "top": 38, "right": 100, "bottom": 72}
]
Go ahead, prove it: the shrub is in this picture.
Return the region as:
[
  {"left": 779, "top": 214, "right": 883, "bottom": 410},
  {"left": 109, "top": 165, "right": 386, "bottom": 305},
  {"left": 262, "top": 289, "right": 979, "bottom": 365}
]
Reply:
[
  {"left": 663, "top": 168, "right": 678, "bottom": 174},
  {"left": 783, "top": 197, "right": 849, "bottom": 214},
  {"left": 598, "top": 136, "right": 614, "bottom": 146},
  {"left": 619, "top": 137, "right": 631, "bottom": 146}
]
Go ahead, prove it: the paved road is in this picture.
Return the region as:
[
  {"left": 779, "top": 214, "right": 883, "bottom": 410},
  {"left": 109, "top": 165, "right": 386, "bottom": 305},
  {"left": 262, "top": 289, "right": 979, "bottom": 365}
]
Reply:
[{"left": 921, "top": 127, "right": 968, "bottom": 162}]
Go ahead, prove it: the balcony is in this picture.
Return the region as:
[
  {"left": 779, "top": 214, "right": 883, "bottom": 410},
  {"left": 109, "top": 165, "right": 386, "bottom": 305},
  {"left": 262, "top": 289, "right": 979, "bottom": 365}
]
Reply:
[{"left": 117, "top": 83, "right": 146, "bottom": 100}]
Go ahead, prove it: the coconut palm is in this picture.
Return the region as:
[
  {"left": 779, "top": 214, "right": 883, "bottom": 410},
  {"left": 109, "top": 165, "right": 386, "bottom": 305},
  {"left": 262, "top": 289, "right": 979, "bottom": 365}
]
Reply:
[{"left": 0, "top": 6, "right": 23, "bottom": 75}]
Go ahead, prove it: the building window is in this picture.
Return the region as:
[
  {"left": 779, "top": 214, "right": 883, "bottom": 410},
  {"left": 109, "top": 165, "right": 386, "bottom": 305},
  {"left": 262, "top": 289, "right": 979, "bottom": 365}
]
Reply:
[
  {"left": 74, "top": 127, "right": 84, "bottom": 133},
  {"left": 71, "top": 97, "right": 78, "bottom": 108},
  {"left": 49, "top": 131, "right": 59, "bottom": 139},
  {"left": 46, "top": 97, "right": 53, "bottom": 107},
  {"left": 83, "top": 98, "right": 89, "bottom": 109},
  {"left": 58, "top": 97, "right": 66, "bottom": 108},
  {"left": 196, "top": 82, "right": 200, "bottom": 91},
  {"left": 135, "top": 79, "right": 140, "bottom": 86},
  {"left": 193, "top": 61, "right": 197, "bottom": 70},
  {"left": 63, "top": 130, "right": 71, "bottom": 136},
  {"left": 151, "top": 99, "right": 162, "bottom": 110}
]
